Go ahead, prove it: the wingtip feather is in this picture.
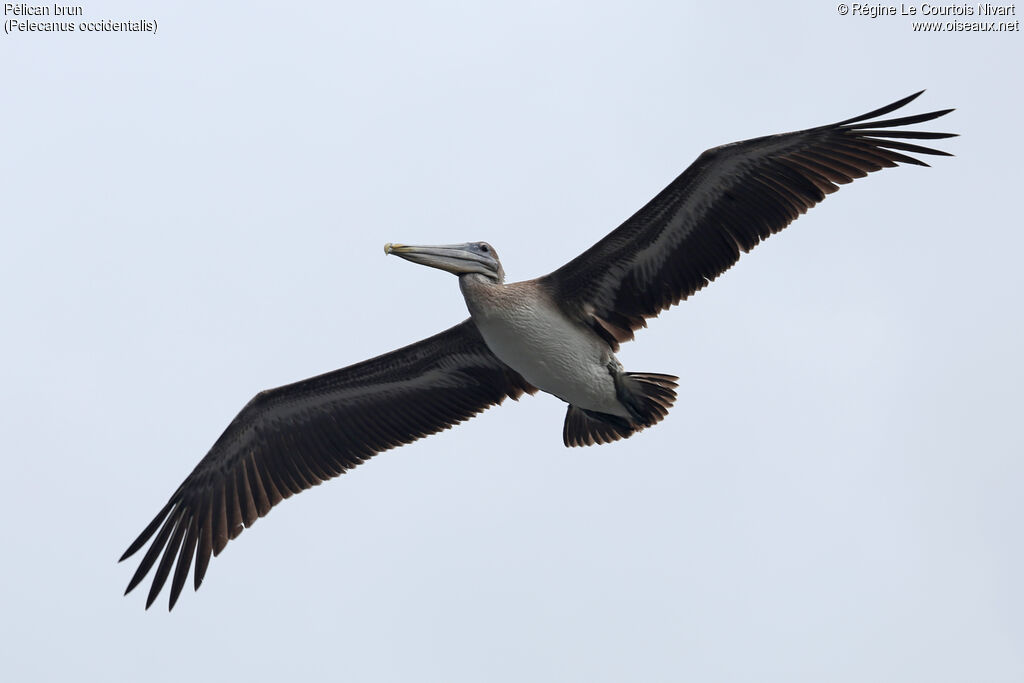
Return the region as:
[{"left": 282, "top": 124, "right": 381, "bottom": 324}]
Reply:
[{"left": 836, "top": 90, "right": 927, "bottom": 126}]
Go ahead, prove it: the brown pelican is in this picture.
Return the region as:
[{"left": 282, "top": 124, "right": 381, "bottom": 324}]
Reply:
[{"left": 121, "top": 91, "right": 955, "bottom": 609}]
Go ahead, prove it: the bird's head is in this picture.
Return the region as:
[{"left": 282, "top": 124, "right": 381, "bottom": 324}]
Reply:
[{"left": 384, "top": 242, "right": 505, "bottom": 283}]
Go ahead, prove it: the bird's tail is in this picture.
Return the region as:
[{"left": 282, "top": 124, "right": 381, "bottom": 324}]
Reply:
[{"left": 562, "top": 372, "right": 678, "bottom": 447}]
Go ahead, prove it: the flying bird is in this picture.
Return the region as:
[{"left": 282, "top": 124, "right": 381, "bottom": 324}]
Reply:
[{"left": 121, "top": 91, "right": 955, "bottom": 609}]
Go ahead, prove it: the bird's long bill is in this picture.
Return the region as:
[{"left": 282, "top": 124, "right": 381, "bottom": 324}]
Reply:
[{"left": 384, "top": 243, "right": 490, "bottom": 276}]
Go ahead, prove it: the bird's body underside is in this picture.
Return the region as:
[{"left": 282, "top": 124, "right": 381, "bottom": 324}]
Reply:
[
  {"left": 121, "top": 91, "right": 956, "bottom": 610},
  {"left": 459, "top": 275, "right": 678, "bottom": 445}
]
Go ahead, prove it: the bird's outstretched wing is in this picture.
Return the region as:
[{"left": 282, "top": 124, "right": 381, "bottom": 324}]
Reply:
[
  {"left": 541, "top": 91, "right": 956, "bottom": 348},
  {"left": 120, "top": 319, "right": 535, "bottom": 610}
]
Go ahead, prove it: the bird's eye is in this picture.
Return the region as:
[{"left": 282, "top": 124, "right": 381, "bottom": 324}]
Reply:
[{"left": 479, "top": 244, "right": 490, "bottom": 253}]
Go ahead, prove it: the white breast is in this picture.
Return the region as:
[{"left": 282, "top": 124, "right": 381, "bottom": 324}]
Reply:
[{"left": 460, "top": 279, "right": 628, "bottom": 417}]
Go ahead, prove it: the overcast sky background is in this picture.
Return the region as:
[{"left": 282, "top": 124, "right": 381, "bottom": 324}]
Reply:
[{"left": 2, "top": 1, "right": 1021, "bottom": 681}]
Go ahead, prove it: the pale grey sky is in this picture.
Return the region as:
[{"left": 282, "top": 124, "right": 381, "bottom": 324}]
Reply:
[{"left": 2, "top": 1, "right": 1022, "bottom": 681}]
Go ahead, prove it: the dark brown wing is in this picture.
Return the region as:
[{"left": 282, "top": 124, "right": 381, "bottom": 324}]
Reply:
[
  {"left": 120, "top": 319, "right": 535, "bottom": 610},
  {"left": 541, "top": 91, "right": 956, "bottom": 347}
]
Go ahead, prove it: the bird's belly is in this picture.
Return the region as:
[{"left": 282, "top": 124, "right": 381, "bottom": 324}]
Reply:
[{"left": 472, "top": 307, "right": 627, "bottom": 417}]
